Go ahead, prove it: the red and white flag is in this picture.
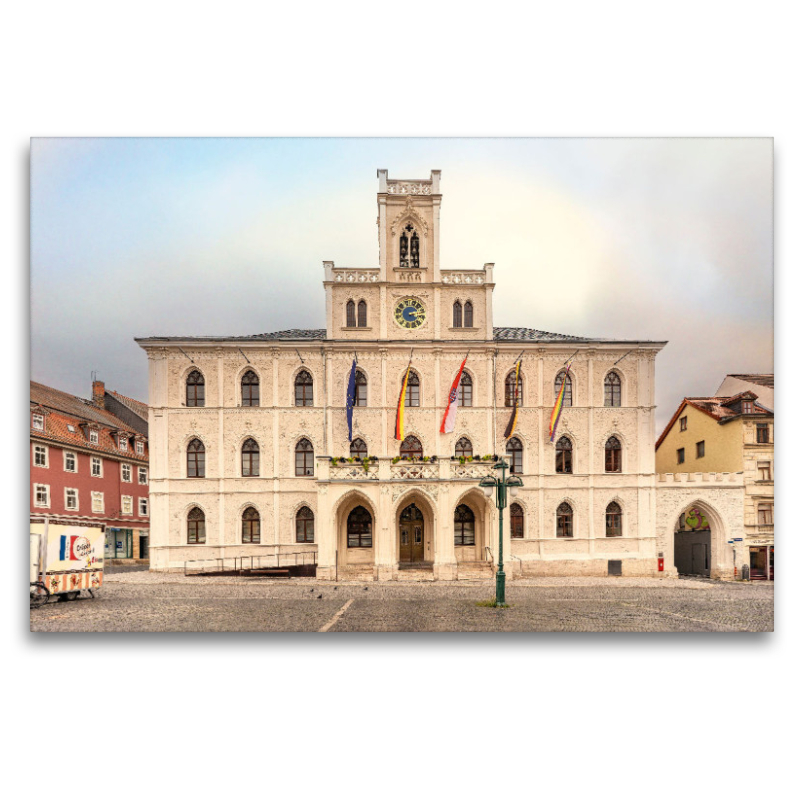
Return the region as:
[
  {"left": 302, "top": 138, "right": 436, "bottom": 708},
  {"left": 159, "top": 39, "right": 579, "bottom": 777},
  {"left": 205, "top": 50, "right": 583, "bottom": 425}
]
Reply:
[{"left": 440, "top": 356, "right": 468, "bottom": 434}]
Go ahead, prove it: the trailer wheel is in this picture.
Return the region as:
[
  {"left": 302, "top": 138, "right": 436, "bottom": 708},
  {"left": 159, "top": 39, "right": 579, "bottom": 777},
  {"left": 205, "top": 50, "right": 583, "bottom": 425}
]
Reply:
[
  {"left": 30, "top": 582, "right": 50, "bottom": 609},
  {"left": 59, "top": 591, "right": 80, "bottom": 602}
]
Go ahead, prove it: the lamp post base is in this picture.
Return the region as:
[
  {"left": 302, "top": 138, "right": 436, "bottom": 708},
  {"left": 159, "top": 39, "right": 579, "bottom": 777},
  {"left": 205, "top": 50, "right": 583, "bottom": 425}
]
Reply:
[{"left": 496, "top": 569, "right": 507, "bottom": 606}]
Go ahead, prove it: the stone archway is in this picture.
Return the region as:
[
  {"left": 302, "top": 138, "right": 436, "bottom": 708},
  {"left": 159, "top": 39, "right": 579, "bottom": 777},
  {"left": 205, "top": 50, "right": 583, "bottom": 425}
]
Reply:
[
  {"left": 393, "top": 490, "right": 436, "bottom": 568},
  {"left": 672, "top": 500, "right": 727, "bottom": 579},
  {"left": 453, "top": 488, "right": 491, "bottom": 563},
  {"left": 333, "top": 490, "right": 377, "bottom": 576}
]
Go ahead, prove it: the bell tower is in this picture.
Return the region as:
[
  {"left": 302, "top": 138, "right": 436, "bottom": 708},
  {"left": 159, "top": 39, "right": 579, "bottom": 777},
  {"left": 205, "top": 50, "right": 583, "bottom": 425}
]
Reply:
[
  {"left": 323, "top": 169, "right": 494, "bottom": 342},
  {"left": 377, "top": 169, "right": 441, "bottom": 282}
]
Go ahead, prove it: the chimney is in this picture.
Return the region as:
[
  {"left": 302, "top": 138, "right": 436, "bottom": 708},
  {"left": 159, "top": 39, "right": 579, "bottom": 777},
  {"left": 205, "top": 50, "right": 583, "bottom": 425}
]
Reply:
[{"left": 92, "top": 380, "right": 105, "bottom": 408}]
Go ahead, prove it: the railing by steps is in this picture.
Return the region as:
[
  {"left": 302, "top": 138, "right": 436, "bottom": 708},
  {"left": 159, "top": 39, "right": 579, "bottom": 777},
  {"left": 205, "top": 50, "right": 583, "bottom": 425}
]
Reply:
[{"left": 184, "top": 548, "right": 317, "bottom": 576}]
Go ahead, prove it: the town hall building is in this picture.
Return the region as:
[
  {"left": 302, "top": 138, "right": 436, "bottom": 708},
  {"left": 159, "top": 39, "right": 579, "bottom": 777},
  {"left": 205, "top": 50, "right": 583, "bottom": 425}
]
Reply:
[{"left": 136, "top": 170, "right": 746, "bottom": 580}]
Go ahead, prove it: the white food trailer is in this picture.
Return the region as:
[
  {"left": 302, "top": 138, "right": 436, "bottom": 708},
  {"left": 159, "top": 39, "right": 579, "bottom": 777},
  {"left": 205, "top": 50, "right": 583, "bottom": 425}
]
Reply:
[{"left": 30, "top": 520, "right": 104, "bottom": 603}]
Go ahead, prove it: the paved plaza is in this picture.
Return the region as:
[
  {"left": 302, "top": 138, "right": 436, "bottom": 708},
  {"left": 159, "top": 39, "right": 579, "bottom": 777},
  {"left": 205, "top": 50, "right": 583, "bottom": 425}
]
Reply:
[{"left": 30, "top": 571, "right": 774, "bottom": 633}]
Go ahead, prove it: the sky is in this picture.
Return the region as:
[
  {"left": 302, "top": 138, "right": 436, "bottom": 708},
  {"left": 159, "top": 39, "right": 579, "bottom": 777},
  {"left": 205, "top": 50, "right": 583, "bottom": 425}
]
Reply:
[{"left": 30, "top": 137, "right": 773, "bottom": 433}]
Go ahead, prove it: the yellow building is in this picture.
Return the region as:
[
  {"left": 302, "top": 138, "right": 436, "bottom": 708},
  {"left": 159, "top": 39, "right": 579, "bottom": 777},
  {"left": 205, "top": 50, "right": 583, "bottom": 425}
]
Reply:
[{"left": 655, "top": 381, "right": 774, "bottom": 579}]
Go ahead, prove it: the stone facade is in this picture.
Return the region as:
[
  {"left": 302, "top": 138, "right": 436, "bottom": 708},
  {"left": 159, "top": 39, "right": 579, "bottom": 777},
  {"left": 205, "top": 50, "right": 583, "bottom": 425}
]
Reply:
[{"left": 137, "top": 169, "right": 744, "bottom": 580}]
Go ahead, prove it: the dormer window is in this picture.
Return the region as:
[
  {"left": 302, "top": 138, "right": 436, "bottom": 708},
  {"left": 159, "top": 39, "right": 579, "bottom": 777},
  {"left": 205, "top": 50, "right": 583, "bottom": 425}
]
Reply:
[
  {"left": 119, "top": 436, "right": 128, "bottom": 452},
  {"left": 89, "top": 430, "right": 99, "bottom": 445},
  {"left": 399, "top": 223, "right": 420, "bottom": 268},
  {"left": 32, "top": 413, "right": 44, "bottom": 431},
  {"left": 136, "top": 440, "right": 145, "bottom": 455},
  {"left": 742, "top": 400, "right": 753, "bottom": 414}
]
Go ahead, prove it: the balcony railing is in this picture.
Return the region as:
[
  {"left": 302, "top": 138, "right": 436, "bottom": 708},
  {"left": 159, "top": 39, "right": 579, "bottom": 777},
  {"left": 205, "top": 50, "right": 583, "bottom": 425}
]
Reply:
[{"left": 317, "top": 456, "right": 497, "bottom": 482}]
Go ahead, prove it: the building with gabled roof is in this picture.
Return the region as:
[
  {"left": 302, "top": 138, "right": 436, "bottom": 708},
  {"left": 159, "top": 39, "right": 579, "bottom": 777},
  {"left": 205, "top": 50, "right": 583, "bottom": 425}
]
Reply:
[
  {"left": 30, "top": 379, "right": 151, "bottom": 563},
  {"left": 656, "top": 384, "right": 773, "bottom": 580}
]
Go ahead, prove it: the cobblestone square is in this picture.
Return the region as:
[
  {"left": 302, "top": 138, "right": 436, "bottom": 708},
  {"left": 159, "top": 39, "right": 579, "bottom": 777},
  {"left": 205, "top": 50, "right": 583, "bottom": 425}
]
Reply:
[{"left": 30, "top": 571, "right": 774, "bottom": 633}]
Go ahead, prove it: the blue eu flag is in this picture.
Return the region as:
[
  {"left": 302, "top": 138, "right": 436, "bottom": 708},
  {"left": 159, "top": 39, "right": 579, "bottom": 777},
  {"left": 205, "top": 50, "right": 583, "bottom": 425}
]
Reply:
[{"left": 346, "top": 359, "right": 357, "bottom": 442}]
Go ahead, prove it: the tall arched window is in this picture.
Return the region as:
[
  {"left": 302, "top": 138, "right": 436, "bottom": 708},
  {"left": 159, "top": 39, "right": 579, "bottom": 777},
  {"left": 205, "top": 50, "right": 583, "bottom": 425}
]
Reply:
[
  {"left": 506, "top": 437, "right": 523, "bottom": 474},
  {"left": 604, "top": 371, "right": 621, "bottom": 407},
  {"left": 357, "top": 300, "right": 367, "bottom": 327},
  {"left": 187, "top": 438, "right": 205, "bottom": 478},
  {"left": 241, "top": 438, "right": 259, "bottom": 477},
  {"left": 346, "top": 300, "right": 356, "bottom": 327},
  {"left": 399, "top": 223, "right": 420, "bottom": 268},
  {"left": 241, "top": 506, "right": 260, "bottom": 544},
  {"left": 606, "top": 502, "right": 622, "bottom": 537},
  {"left": 554, "top": 371, "right": 573, "bottom": 407},
  {"left": 510, "top": 502, "right": 524, "bottom": 539},
  {"left": 187, "top": 506, "right": 205, "bottom": 544},
  {"left": 556, "top": 502, "right": 573, "bottom": 538},
  {"left": 555, "top": 436, "right": 573, "bottom": 474},
  {"left": 295, "top": 438, "right": 314, "bottom": 476},
  {"left": 505, "top": 370, "right": 523, "bottom": 407},
  {"left": 296, "top": 506, "right": 315, "bottom": 543},
  {"left": 458, "top": 372, "right": 473, "bottom": 407},
  {"left": 454, "top": 504, "right": 476, "bottom": 546},
  {"left": 350, "top": 438, "right": 368, "bottom": 458},
  {"left": 455, "top": 436, "right": 473, "bottom": 458},
  {"left": 354, "top": 370, "right": 367, "bottom": 406},
  {"left": 241, "top": 370, "right": 259, "bottom": 407},
  {"left": 400, "top": 435, "right": 423, "bottom": 459},
  {"left": 405, "top": 370, "right": 420, "bottom": 407},
  {"left": 186, "top": 370, "right": 205, "bottom": 407},
  {"left": 347, "top": 505, "right": 372, "bottom": 548},
  {"left": 605, "top": 436, "right": 622, "bottom": 472},
  {"left": 294, "top": 370, "right": 314, "bottom": 407},
  {"left": 453, "top": 301, "right": 463, "bottom": 328},
  {"left": 463, "top": 301, "right": 473, "bottom": 328}
]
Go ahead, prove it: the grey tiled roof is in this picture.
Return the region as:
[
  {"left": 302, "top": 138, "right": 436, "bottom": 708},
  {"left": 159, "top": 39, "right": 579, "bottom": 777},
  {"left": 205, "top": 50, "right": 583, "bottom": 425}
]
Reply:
[
  {"left": 492, "top": 327, "right": 593, "bottom": 342},
  {"left": 251, "top": 329, "right": 327, "bottom": 340}
]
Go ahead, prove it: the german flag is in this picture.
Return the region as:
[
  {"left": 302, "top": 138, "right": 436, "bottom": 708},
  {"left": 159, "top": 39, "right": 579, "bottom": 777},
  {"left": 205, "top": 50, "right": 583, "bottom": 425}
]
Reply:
[
  {"left": 503, "top": 359, "right": 521, "bottom": 438},
  {"left": 395, "top": 364, "right": 411, "bottom": 440}
]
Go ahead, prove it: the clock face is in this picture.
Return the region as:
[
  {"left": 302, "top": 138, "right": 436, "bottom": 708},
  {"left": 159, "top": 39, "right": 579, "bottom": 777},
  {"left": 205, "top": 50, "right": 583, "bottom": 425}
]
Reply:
[{"left": 394, "top": 298, "right": 426, "bottom": 329}]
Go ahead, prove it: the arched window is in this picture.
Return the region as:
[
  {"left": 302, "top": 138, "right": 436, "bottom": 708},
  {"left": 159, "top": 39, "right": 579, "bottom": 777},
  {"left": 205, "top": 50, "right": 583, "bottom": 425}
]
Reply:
[
  {"left": 555, "top": 436, "right": 573, "bottom": 474},
  {"left": 510, "top": 502, "right": 524, "bottom": 539},
  {"left": 505, "top": 370, "right": 523, "bottom": 407},
  {"left": 463, "top": 301, "right": 473, "bottom": 328},
  {"left": 455, "top": 436, "right": 473, "bottom": 458},
  {"left": 187, "top": 506, "right": 205, "bottom": 544},
  {"left": 357, "top": 300, "right": 367, "bottom": 327},
  {"left": 458, "top": 372, "right": 473, "bottom": 407},
  {"left": 295, "top": 438, "right": 314, "bottom": 476},
  {"left": 405, "top": 370, "right": 420, "bottom": 407},
  {"left": 399, "top": 223, "right": 420, "bottom": 268},
  {"left": 454, "top": 504, "right": 476, "bottom": 546},
  {"left": 296, "top": 506, "right": 315, "bottom": 543},
  {"left": 241, "top": 370, "right": 259, "bottom": 407},
  {"left": 556, "top": 502, "right": 573, "bottom": 538},
  {"left": 604, "top": 371, "right": 621, "bottom": 407},
  {"left": 294, "top": 370, "right": 313, "bottom": 407},
  {"left": 187, "top": 438, "right": 205, "bottom": 478},
  {"left": 347, "top": 505, "right": 372, "bottom": 548},
  {"left": 400, "top": 435, "right": 423, "bottom": 459},
  {"left": 453, "top": 301, "right": 463, "bottom": 328},
  {"left": 346, "top": 300, "right": 356, "bottom": 327},
  {"left": 241, "top": 506, "right": 260, "bottom": 544},
  {"left": 554, "top": 371, "right": 573, "bottom": 407},
  {"left": 506, "top": 436, "right": 523, "bottom": 474},
  {"left": 605, "top": 436, "right": 622, "bottom": 473},
  {"left": 241, "top": 438, "right": 259, "bottom": 477},
  {"left": 350, "top": 438, "right": 368, "bottom": 458},
  {"left": 606, "top": 502, "right": 622, "bottom": 537},
  {"left": 354, "top": 370, "right": 367, "bottom": 406},
  {"left": 186, "top": 370, "right": 205, "bottom": 407}
]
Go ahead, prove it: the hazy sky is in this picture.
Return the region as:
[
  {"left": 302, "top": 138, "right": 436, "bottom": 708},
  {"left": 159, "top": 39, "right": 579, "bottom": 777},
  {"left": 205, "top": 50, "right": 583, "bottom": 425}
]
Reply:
[{"left": 30, "top": 137, "right": 773, "bottom": 433}]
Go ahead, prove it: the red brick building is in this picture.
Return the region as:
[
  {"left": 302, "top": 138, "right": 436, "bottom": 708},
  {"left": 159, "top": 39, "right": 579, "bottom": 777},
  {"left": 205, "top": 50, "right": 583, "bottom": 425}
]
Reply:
[{"left": 30, "top": 380, "right": 150, "bottom": 562}]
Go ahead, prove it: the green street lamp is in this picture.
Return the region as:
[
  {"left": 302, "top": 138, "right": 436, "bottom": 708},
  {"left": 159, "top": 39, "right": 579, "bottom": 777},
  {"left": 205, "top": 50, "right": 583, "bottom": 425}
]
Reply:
[{"left": 480, "top": 460, "right": 523, "bottom": 606}]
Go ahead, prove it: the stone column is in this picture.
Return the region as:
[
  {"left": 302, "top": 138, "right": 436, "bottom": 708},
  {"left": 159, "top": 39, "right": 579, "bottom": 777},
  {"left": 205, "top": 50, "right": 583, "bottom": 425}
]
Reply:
[{"left": 434, "top": 461, "right": 457, "bottom": 580}]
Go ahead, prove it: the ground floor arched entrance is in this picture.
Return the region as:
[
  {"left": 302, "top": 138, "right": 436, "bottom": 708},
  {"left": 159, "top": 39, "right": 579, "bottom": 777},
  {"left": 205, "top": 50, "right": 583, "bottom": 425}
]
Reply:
[
  {"left": 399, "top": 503, "right": 425, "bottom": 564},
  {"left": 674, "top": 504, "right": 714, "bottom": 577}
]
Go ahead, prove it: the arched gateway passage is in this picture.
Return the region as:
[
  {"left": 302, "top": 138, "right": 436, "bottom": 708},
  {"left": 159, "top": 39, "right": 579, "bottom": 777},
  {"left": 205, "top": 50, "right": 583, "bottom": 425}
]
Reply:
[
  {"left": 673, "top": 505, "right": 712, "bottom": 577},
  {"left": 399, "top": 503, "right": 425, "bottom": 565}
]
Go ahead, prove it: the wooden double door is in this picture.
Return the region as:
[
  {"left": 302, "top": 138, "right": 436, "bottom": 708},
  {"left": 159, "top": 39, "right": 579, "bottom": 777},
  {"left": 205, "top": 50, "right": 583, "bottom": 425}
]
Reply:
[{"left": 399, "top": 503, "right": 425, "bottom": 563}]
